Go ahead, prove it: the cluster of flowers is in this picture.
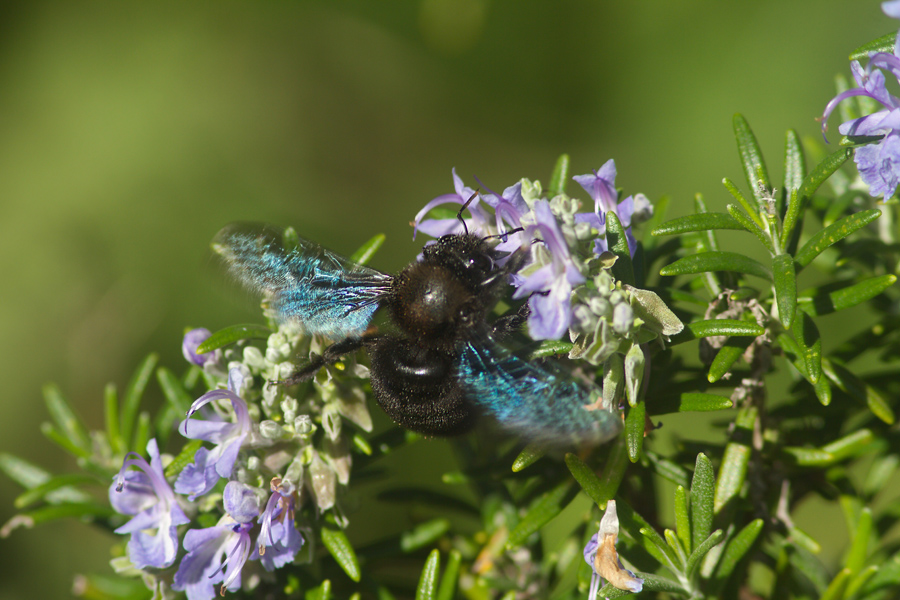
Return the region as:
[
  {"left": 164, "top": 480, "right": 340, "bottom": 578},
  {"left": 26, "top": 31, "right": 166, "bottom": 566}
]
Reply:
[
  {"left": 108, "top": 159, "right": 664, "bottom": 599},
  {"left": 110, "top": 323, "right": 371, "bottom": 600},
  {"left": 414, "top": 160, "right": 654, "bottom": 342},
  {"left": 415, "top": 161, "right": 682, "bottom": 408},
  {"left": 822, "top": 0, "right": 900, "bottom": 199}
]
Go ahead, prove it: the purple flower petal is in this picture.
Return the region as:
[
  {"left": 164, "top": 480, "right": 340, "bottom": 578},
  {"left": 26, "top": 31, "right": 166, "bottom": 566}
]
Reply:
[
  {"left": 182, "top": 328, "right": 217, "bottom": 367},
  {"left": 109, "top": 439, "right": 189, "bottom": 569},
  {"left": 223, "top": 481, "right": 263, "bottom": 523},
  {"left": 175, "top": 370, "right": 252, "bottom": 499},
  {"left": 173, "top": 521, "right": 253, "bottom": 600}
]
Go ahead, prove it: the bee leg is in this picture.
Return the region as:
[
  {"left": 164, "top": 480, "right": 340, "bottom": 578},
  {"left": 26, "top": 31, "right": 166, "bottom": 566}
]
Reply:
[
  {"left": 275, "top": 336, "right": 368, "bottom": 386},
  {"left": 491, "top": 301, "right": 531, "bottom": 337}
]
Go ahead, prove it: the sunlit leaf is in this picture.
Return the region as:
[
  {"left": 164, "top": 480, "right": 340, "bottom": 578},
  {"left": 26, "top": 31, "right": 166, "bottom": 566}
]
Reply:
[
  {"left": 799, "top": 274, "right": 896, "bottom": 316},
  {"left": 321, "top": 526, "right": 361, "bottom": 582},
  {"left": 196, "top": 324, "right": 271, "bottom": 353},
  {"left": 548, "top": 153, "right": 570, "bottom": 196},
  {"left": 773, "top": 254, "right": 797, "bottom": 329},
  {"left": 121, "top": 354, "right": 158, "bottom": 450},
  {"left": 794, "top": 209, "right": 881, "bottom": 268},
  {"left": 349, "top": 233, "right": 386, "bottom": 265},
  {"left": 711, "top": 519, "right": 764, "bottom": 588},
  {"left": 651, "top": 213, "right": 743, "bottom": 236},
  {"left": 625, "top": 400, "right": 646, "bottom": 463},
  {"left": 733, "top": 114, "right": 771, "bottom": 204},
  {"left": 850, "top": 32, "right": 894, "bottom": 60},
  {"left": 416, "top": 550, "right": 440, "bottom": 600}
]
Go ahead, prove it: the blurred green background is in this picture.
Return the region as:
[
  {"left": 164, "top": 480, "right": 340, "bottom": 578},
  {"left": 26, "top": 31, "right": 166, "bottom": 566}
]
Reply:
[{"left": 0, "top": 1, "right": 889, "bottom": 598}]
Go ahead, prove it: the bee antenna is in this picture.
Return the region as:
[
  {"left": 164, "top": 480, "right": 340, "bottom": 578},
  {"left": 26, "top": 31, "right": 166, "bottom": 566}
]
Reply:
[
  {"left": 456, "top": 190, "right": 480, "bottom": 235},
  {"left": 484, "top": 226, "right": 525, "bottom": 243}
]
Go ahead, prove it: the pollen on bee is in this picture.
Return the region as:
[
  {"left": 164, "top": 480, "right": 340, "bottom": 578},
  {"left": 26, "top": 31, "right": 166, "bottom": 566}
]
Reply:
[{"left": 333, "top": 361, "right": 346, "bottom": 372}]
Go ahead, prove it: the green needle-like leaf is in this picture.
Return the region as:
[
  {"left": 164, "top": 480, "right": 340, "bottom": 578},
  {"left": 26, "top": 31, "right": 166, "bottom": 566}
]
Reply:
[
  {"left": 708, "top": 339, "right": 750, "bottom": 383},
  {"left": 639, "top": 526, "right": 682, "bottom": 572},
  {"left": 714, "top": 407, "right": 755, "bottom": 515},
  {"left": 783, "top": 129, "right": 806, "bottom": 195},
  {"left": 598, "top": 574, "right": 686, "bottom": 597},
  {"left": 196, "top": 324, "right": 272, "bottom": 354},
  {"left": 0, "top": 454, "right": 52, "bottom": 491},
  {"left": 349, "top": 233, "right": 386, "bottom": 265},
  {"left": 625, "top": 400, "right": 646, "bottom": 463},
  {"left": 814, "top": 376, "right": 833, "bottom": 406},
  {"left": 435, "top": 549, "right": 461, "bottom": 600},
  {"left": 669, "top": 319, "right": 764, "bottom": 346},
  {"left": 596, "top": 436, "right": 629, "bottom": 505},
  {"left": 565, "top": 453, "right": 604, "bottom": 506},
  {"left": 132, "top": 412, "right": 151, "bottom": 457},
  {"left": 733, "top": 114, "right": 771, "bottom": 205},
  {"left": 711, "top": 519, "right": 764, "bottom": 589},
  {"left": 794, "top": 209, "right": 881, "bottom": 268},
  {"left": 415, "top": 550, "right": 440, "bottom": 600},
  {"left": 691, "top": 454, "right": 715, "bottom": 552},
  {"left": 726, "top": 204, "right": 773, "bottom": 252},
  {"left": 772, "top": 254, "right": 797, "bottom": 329},
  {"left": 820, "top": 568, "right": 852, "bottom": 600},
  {"left": 165, "top": 439, "right": 203, "bottom": 479},
  {"left": 4, "top": 502, "right": 116, "bottom": 530},
  {"left": 39, "top": 423, "right": 89, "bottom": 459},
  {"left": 549, "top": 153, "right": 570, "bottom": 196},
  {"left": 674, "top": 486, "right": 691, "bottom": 554},
  {"left": 14, "top": 473, "right": 96, "bottom": 509},
  {"left": 607, "top": 212, "right": 635, "bottom": 286},
  {"left": 104, "top": 383, "right": 123, "bottom": 455},
  {"left": 120, "top": 353, "right": 158, "bottom": 449},
  {"left": 788, "top": 526, "right": 822, "bottom": 555},
  {"left": 400, "top": 519, "right": 450, "bottom": 553},
  {"left": 156, "top": 367, "right": 193, "bottom": 415},
  {"left": 506, "top": 480, "right": 574, "bottom": 547},
  {"left": 651, "top": 213, "right": 743, "bottom": 236},
  {"left": 822, "top": 358, "right": 894, "bottom": 424},
  {"left": 321, "top": 527, "right": 361, "bottom": 582},
  {"left": 845, "top": 507, "right": 873, "bottom": 574},
  {"left": 685, "top": 529, "right": 725, "bottom": 581},
  {"left": 792, "top": 311, "right": 822, "bottom": 384},
  {"left": 783, "top": 147, "right": 853, "bottom": 246},
  {"left": 511, "top": 443, "right": 546, "bottom": 472},
  {"left": 664, "top": 528, "right": 688, "bottom": 567},
  {"left": 850, "top": 32, "right": 894, "bottom": 60},
  {"left": 722, "top": 177, "right": 763, "bottom": 228},
  {"left": 653, "top": 392, "right": 733, "bottom": 414},
  {"left": 306, "top": 580, "right": 332, "bottom": 600},
  {"left": 781, "top": 446, "right": 835, "bottom": 467},
  {"left": 616, "top": 500, "right": 673, "bottom": 566},
  {"left": 645, "top": 451, "right": 690, "bottom": 488},
  {"left": 42, "top": 383, "right": 90, "bottom": 453},
  {"left": 844, "top": 565, "right": 879, "bottom": 599},
  {"left": 0, "top": 453, "right": 91, "bottom": 506},
  {"left": 861, "top": 562, "right": 900, "bottom": 600},
  {"left": 823, "top": 429, "right": 876, "bottom": 463},
  {"left": 799, "top": 274, "right": 896, "bottom": 316},
  {"left": 660, "top": 251, "right": 772, "bottom": 280}
]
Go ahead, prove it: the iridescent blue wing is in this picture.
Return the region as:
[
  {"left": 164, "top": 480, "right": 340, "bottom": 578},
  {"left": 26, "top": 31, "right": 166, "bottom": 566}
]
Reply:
[
  {"left": 213, "top": 223, "right": 393, "bottom": 339},
  {"left": 458, "top": 340, "right": 622, "bottom": 446}
]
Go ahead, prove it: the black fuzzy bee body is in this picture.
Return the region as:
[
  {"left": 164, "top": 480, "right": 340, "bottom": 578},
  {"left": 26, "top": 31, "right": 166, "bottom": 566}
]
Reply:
[{"left": 213, "top": 223, "right": 620, "bottom": 446}]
